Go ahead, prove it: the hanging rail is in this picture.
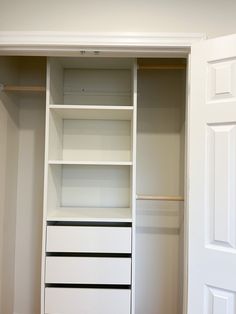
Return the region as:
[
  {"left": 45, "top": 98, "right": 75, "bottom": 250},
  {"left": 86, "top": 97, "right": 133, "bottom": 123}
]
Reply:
[
  {"left": 138, "top": 64, "right": 186, "bottom": 70},
  {"left": 0, "top": 84, "right": 46, "bottom": 93},
  {"left": 136, "top": 195, "right": 184, "bottom": 201}
]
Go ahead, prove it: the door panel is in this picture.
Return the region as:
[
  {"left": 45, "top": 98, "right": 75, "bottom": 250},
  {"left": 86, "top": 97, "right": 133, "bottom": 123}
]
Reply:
[
  {"left": 188, "top": 34, "right": 236, "bottom": 314},
  {"left": 207, "top": 123, "right": 236, "bottom": 251},
  {"left": 205, "top": 286, "right": 236, "bottom": 314}
]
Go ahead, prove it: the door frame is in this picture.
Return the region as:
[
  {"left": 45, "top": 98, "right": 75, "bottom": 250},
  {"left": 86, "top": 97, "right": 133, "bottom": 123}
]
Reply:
[
  {"left": 0, "top": 31, "right": 206, "bottom": 314},
  {"left": 0, "top": 32, "right": 205, "bottom": 56}
]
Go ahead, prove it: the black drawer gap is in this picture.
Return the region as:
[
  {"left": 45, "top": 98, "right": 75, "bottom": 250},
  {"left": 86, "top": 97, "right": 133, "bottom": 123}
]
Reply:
[
  {"left": 46, "top": 283, "right": 131, "bottom": 289},
  {"left": 47, "top": 221, "right": 132, "bottom": 227},
  {"left": 46, "top": 252, "right": 131, "bottom": 258}
]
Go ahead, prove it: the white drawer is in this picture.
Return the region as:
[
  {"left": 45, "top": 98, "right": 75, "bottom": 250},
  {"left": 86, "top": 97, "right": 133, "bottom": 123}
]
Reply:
[
  {"left": 45, "top": 256, "right": 131, "bottom": 284},
  {"left": 46, "top": 226, "right": 131, "bottom": 253},
  {"left": 45, "top": 288, "right": 131, "bottom": 314}
]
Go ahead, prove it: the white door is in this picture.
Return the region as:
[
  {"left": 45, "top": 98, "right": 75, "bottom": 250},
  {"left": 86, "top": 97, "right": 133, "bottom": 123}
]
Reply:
[{"left": 188, "top": 34, "right": 236, "bottom": 314}]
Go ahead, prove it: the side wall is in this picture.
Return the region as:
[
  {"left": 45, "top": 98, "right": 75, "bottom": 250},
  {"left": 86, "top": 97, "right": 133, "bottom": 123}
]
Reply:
[
  {"left": 0, "top": 57, "right": 46, "bottom": 314},
  {"left": 0, "top": 57, "right": 19, "bottom": 314},
  {"left": 13, "top": 58, "right": 46, "bottom": 314},
  {"left": 13, "top": 99, "right": 45, "bottom": 314}
]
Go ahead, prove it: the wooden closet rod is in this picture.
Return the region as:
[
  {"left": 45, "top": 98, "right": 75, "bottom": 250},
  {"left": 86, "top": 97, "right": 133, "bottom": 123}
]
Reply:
[
  {"left": 138, "top": 64, "right": 186, "bottom": 70},
  {"left": 136, "top": 195, "right": 184, "bottom": 201},
  {"left": 0, "top": 84, "right": 46, "bottom": 92}
]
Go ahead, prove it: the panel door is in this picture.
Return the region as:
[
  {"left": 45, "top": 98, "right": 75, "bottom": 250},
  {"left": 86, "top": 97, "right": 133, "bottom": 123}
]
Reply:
[{"left": 188, "top": 34, "right": 236, "bottom": 314}]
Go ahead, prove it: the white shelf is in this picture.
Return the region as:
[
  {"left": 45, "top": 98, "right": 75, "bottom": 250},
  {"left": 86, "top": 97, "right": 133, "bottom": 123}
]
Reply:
[
  {"left": 48, "top": 160, "right": 132, "bottom": 166},
  {"left": 47, "top": 207, "right": 132, "bottom": 222},
  {"left": 49, "top": 105, "right": 133, "bottom": 120}
]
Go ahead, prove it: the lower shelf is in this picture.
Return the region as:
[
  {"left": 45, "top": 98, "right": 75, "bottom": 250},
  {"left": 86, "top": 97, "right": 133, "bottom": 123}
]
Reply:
[{"left": 47, "top": 207, "right": 132, "bottom": 222}]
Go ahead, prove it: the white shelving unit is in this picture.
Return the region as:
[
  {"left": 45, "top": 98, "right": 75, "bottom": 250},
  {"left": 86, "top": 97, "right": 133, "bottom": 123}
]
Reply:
[{"left": 41, "top": 57, "right": 136, "bottom": 314}]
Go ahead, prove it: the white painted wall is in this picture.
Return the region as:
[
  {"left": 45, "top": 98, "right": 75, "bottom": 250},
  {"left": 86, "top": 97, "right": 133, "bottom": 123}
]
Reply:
[
  {"left": 13, "top": 58, "right": 46, "bottom": 314},
  {"left": 136, "top": 68, "right": 186, "bottom": 314},
  {"left": 0, "top": 57, "right": 19, "bottom": 314},
  {"left": 0, "top": 0, "right": 236, "bottom": 38},
  {"left": 0, "top": 57, "right": 46, "bottom": 314},
  {"left": 13, "top": 100, "right": 45, "bottom": 314},
  {"left": 0, "top": 102, "right": 19, "bottom": 314}
]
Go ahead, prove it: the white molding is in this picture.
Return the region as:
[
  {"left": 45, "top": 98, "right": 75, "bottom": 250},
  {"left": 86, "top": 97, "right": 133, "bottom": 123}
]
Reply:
[{"left": 0, "top": 32, "right": 206, "bottom": 56}]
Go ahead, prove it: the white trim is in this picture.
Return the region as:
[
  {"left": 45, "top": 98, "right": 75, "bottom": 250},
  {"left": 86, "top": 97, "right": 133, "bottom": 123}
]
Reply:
[
  {"left": 131, "top": 60, "right": 138, "bottom": 314},
  {"left": 0, "top": 32, "right": 206, "bottom": 56}
]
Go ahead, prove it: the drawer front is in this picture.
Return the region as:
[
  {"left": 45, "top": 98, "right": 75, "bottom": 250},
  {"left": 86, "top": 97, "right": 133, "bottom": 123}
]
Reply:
[
  {"left": 46, "top": 226, "right": 131, "bottom": 253},
  {"left": 45, "top": 256, "right": 131, "bottom": 284},
  {"left": 45, "top": 288, "right": 131, "bottom": 314}
]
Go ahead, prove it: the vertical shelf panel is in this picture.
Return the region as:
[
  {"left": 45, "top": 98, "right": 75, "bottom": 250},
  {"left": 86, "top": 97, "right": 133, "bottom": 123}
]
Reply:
[{"left": 131, "top": 60, "right": 138, "bottom": 314}]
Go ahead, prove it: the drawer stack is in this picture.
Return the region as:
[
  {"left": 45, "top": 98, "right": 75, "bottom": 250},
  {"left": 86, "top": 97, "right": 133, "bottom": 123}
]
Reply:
[
  {"left": 44, "top": 224, "right": 132, "bottom": 314},
  {"left": 42, "top": 58, "right": 136, "bottom": 314}
]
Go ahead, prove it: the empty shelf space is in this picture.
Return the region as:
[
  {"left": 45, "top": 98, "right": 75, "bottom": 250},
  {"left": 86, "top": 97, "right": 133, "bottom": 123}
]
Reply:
[
  {"left": 48, "top": 160, "right": 133, "bottom": 166},
  {"left": 48, "top": 111, "right": 132, "bottom": 162},
  {"left": 48, "top": 59, "right": 133, "bottom": 106},
  {"left": 47, "top": 164, "right": 131, "bottom": 209},
  {"left": 49, "top": 105, "right": 133, "bottom": 120},
  {"left": 47, "top": 207, "right": 132, "bottom": 222}
]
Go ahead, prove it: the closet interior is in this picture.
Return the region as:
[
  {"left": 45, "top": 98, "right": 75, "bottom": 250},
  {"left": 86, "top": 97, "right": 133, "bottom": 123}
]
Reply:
[
  {"left": 0, "top": 56, "right": 46, "bottom": 314},
  {"left": 136, "top": 58, "right": 186, "bottom": 314},
  {"left": 0, "top": 56, "right": 186, "bottom": 314}
]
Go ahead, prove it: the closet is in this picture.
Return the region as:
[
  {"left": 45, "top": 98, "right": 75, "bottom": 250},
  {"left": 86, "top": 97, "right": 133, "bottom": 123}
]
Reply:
[
  {"left": 1, "top": 33, "right": 236, "bottom": 314},
  {"left": 0, "top": 56, "right": 186, "bottom": 314}
]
